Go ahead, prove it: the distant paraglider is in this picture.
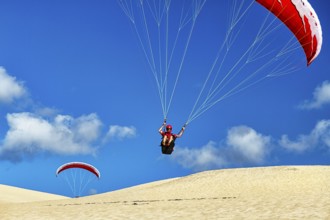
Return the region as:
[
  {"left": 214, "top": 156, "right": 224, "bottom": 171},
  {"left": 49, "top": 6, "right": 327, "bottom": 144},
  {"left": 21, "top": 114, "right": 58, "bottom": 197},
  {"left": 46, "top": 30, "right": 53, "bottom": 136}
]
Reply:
[
  {"left": 56, "top": 162, "right": 101, "bottom": 178},
  {"left": 56, "top": 162, "right": 100, "bottom": 197}
]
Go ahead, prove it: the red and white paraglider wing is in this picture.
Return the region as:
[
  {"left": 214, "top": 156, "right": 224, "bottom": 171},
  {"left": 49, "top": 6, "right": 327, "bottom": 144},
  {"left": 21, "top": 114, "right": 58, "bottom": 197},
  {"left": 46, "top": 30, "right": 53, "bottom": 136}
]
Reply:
[
  {"left": 256, "top": 0, "right": 322, "bottom": 65},
  {"left": 56, "top": 162, "right": 101, "bottom": 178}
]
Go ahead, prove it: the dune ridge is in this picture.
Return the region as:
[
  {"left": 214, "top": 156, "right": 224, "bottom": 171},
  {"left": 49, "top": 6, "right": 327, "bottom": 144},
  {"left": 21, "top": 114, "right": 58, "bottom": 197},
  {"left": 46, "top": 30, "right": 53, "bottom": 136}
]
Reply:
[{"left": 0, "top": 165, "right": 329, "bottom": 219}]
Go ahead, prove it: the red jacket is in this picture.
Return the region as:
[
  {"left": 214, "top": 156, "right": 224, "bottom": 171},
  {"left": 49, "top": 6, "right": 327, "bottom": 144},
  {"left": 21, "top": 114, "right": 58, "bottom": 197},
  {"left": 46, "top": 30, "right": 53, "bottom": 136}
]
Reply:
[{"left": 161, "top": 131, "right": 177, "bottom": 139}]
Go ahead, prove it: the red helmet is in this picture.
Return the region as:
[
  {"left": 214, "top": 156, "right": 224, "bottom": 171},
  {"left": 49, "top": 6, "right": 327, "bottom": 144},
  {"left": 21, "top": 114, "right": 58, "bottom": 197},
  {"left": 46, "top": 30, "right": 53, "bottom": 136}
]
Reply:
[{"left": 166, "top": 125, "right": 172, "bottom": 130}]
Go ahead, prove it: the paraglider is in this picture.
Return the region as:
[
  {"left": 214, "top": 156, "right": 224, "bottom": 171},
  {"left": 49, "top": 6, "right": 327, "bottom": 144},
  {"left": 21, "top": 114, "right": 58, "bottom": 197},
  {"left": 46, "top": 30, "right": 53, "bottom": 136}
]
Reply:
[
  {"left": 158, "top": 119, "right": 186, "bottom": 154},
  {"left": 56, "top": 161, "right": 100, "bottom": 178},
  {"left": 56, "top": 162, "right": 100, "bottom": 197},
  {"left": 118, "top": 0, "right": 322, "bottom": 153}
]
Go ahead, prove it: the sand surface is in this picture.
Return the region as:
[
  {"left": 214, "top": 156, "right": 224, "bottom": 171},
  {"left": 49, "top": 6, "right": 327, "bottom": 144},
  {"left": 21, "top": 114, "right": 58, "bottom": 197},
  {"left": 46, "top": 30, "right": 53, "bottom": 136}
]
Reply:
[{"left": 0, "top": 166, "right": 329, "bottom": 219}]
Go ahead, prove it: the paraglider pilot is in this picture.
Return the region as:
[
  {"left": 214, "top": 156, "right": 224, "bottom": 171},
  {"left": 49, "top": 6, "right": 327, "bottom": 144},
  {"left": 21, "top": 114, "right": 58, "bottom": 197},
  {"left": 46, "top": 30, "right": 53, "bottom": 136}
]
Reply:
[{"left": 159, "top": 119, "right": 186, "bottom": 148}]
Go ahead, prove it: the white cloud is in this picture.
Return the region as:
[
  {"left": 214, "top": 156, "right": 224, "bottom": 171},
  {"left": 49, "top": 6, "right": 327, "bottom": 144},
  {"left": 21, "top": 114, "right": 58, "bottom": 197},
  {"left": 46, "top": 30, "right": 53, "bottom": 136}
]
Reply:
[
  {"left": 279, "top": 119, "right": 330, "bottom": 152},
  {"left": 0, "top": 67, "right": 137, "bottom": 162},
  {"left": 172, "top": 120, "right": 330, "bottom": 171},
  {"left": 172, "top": 126, "right": 271, "bottom": 171},
  {"left": 0, "top": 67, "right": 27, "bottom": 104},
  {"left": 173, "top": 141, "right": 227, "bottom": 171},
  {"left": 105, "top": 125, "right": 137, "bottom": 141},
  {"left": 68, "top": 114, "right": 102, "bottom": 142},
  {"left": 299, "top": 81, "right": 330, "bottom": 109},
  {"left": 0, "top": 112, "right": 102, "bottom": 162},
  {"left": 227, "top": 126, "right": 270, "bottom": 164}
]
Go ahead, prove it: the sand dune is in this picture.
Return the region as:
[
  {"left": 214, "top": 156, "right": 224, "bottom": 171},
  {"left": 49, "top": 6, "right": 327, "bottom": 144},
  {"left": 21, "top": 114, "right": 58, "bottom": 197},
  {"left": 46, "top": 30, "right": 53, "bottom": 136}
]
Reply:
[
  {"left": 0, "top": 185, "right": 68, "bottom": 203},
  {"left": 0, "top": 166, "right": 329, "bottom": 219}
]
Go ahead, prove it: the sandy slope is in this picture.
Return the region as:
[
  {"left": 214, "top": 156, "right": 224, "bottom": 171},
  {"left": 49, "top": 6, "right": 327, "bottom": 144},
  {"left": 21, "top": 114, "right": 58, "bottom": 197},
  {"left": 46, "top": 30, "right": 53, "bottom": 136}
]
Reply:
[
  {"left": 0, "top": 166, "right": 329, "bottom": 220},
  {"left": 0, "top": 185, "right": 68, "bottom": 203}
]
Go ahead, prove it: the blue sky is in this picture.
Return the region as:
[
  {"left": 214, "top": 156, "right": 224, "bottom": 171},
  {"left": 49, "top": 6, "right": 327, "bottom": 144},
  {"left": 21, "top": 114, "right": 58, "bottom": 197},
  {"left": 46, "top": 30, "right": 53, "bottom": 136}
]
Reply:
[{"left": 0, "top": 0, "right": 329, "bottom": 197}]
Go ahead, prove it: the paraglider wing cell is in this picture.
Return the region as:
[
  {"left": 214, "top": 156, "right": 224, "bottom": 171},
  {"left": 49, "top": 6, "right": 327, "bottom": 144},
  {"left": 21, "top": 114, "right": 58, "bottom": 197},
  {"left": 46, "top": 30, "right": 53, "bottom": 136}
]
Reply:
[
  {"left": 256, "top": 0, "right": 322, "bottom": 65},
  {"left": 56, "top": 162, "right": 100, "bottom": 178}
]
